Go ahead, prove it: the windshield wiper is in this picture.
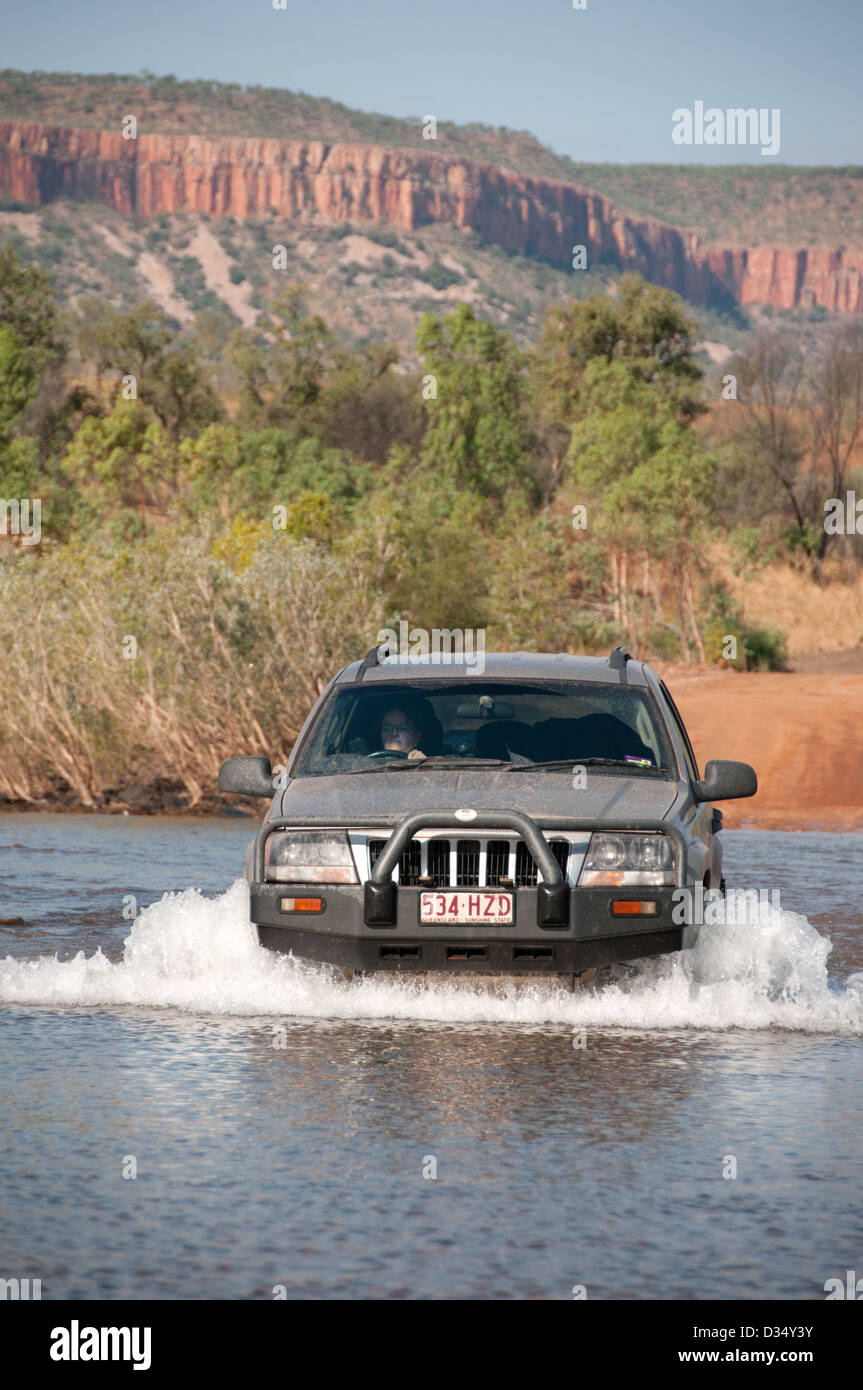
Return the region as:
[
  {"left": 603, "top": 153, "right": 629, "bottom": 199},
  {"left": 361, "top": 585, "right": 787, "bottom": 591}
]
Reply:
[
  {"left": 408, "top": 757, "right": 510, "bottom": 769},
  {"left": 343, "top": 756, "right": 510, "bottom": 774},
  {"left": 341, "top": 760, "right": 412, "bottom": 774},
  {"left": 507, "top": 757, "right": 662, "bottom": 773}
]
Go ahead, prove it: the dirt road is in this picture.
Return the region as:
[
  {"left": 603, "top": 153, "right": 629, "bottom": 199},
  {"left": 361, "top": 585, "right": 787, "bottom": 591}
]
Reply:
[{"left": 661, "top": 667, "right": 863, "bottom": 830}]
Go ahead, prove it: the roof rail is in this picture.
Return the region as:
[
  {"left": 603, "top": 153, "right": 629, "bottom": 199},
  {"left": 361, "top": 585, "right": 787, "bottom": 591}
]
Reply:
[
  {"left": 356, "top": 644, "right": 383, "bottom": 681},
  {"left": 608, "top": 646, "right": 631, "bottom": 681}
]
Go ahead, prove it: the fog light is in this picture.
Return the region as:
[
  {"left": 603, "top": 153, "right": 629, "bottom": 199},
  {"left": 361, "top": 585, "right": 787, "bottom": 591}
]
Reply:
[
  {"left": 280, "top": 897, "right": 324, "bottom": 913},
  {"left": 610, "top": 900, "right": 660, "bottom": 917}
]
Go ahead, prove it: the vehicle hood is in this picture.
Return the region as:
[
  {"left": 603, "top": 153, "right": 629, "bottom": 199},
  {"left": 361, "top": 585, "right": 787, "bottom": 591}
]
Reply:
[{"left": 276, "top": 768, "right": 680, "bottom": 824}]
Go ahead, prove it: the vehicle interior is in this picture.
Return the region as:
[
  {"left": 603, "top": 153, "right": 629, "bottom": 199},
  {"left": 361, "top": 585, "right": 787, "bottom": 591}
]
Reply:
[{"left": 296, "top": 681, "right": 670, "bottom": 774}]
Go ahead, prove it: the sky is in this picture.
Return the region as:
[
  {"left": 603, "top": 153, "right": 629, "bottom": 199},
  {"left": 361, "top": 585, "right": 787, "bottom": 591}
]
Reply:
[{"left": 0, "top": 0, "right": 860, "bottom": 165}]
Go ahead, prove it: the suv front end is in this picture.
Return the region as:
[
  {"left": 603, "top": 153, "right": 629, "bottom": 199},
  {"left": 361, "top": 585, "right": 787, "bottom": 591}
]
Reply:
[
  {"left": 220, "top": 648, "right": 756, "bottom": 978},
  {"left": 248, "top": 811, "right": 691, "bottom": 975}
]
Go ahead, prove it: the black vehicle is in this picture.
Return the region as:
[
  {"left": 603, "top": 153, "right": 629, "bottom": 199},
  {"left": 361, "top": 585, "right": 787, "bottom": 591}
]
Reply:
[{"left": 219, "top": 647, "right": 757, "bottom": 981}]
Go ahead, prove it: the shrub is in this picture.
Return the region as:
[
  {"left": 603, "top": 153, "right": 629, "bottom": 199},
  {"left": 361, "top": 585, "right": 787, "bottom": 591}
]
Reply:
[
  {"left": 703, "top": 617, "right": 787, "bottom": 670},
  {"left": 416, "top": 259, "right": 463, "bottom": 291},
  {"left": 362, "top": 226, "right": 402, "bottom": 250},
  {"left": 741, "top": 625, "right": 788, "bottom": 671},
  {"left": 648, "top": 626, "right": 683, "bottom": 661}
]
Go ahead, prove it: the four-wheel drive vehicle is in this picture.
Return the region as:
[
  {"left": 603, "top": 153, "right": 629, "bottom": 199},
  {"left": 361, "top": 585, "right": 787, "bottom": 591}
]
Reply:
[{"left": 219, "top": 648, "right": 757, "bottom": 980}]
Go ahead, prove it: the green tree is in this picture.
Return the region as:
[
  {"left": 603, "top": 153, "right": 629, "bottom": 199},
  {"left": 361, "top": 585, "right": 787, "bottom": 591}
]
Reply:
[
  {"left": 179, "top": 422, "right": 245, "bottom": 521},
  {"left": 0, "top": 244, "right": 75, "bottom": 459},
  {"left": 60, "top": 400, "right": 178, "bottom": 531},
  {"left": 0, "top": 244, "right": 63, "bottom": 360},
  {"left": 228, "top": 284, "right": 331, "bottom": 435},
  {"left": 279, "top": 491, "right": 335, "bottom": 543},
  {"left": 568, "top": 359, "right": 716, "bottom": 659},
  {"left": 0, "top": 323, "right": 38, "bottom": 446},
  {"left": 358, "top": 454, "right": 492, "bottom": 629},
  {"left": 417, "top": 303, "right": 535, "bottom": 500},
  {"left": 180, "top": 425, "right": 372, "bottom": 523},
  {"left": 316, "top": 340, "right": 426, "bottom": 463},
  {"left": 529, "top": 274, "right": 704, "bottom": 500},
  {"left": 76, "top": 299, "right": 221, "bottom": 439},
  {"left": 0, "top": 433, "right": 40, "bottom": 502},
  {"left": 146, "top": 342, "right": 224, "bottom": 439},
  {"left": 77, "top": 298, "right": 173, "bottom": 384},
  {"left": 485, "top": 495, "right": 573, "bottom": 650}
]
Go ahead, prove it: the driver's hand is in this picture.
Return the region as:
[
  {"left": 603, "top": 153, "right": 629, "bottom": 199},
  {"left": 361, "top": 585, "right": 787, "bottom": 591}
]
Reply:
[{"left": 407, "top": 748, "right": 427, "bottom": 761}]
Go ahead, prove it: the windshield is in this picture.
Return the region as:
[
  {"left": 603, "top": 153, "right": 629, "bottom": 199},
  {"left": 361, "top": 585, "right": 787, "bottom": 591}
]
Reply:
[{"left": 292, "top": 680, "right": 675, "bottom": 777}]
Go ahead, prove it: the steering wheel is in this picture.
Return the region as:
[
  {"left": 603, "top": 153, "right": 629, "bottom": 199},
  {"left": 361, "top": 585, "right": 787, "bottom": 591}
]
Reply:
[
  {"left": 450, "top": 740, "right": 475, "bottom": 756},
  {"left": 365, "top": 748, "right": 409, "bottom": 760}
]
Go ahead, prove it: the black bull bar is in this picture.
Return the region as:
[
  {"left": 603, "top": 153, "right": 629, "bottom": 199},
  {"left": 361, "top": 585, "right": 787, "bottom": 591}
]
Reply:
[
  {"left": 254, "top": 812, "right": 688, "bottom": 932},
  {"left": 363, "top": 810, "right": 569, "bottom": 928}
]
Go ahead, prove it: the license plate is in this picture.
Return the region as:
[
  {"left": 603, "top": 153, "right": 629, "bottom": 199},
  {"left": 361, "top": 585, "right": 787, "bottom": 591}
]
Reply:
[{"left": 419, "top": 891, "right": 514, "bottom": 925}]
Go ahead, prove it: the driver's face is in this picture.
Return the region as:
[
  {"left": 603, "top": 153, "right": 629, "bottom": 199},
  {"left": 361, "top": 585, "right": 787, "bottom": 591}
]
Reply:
[{"left": 381, "top": 708, "right": 420, "bottom": 752}]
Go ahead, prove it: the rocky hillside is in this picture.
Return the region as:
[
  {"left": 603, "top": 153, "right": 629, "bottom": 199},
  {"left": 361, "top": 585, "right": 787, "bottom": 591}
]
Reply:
[
  {"left": 3, "top": 71, "right": 863, "bottom": 247},
  {"left": 1, "top": 70, "right": 862, "bottom": 359},
  {"left": 3, "top": 118, "right": 863, "bottom": 317},
  {"left": 0, "top": 199, "right": 632, "bottom": 358}
]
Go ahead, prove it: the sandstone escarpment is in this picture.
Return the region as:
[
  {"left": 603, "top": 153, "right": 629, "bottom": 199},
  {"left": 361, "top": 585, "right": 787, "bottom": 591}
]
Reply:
[{"left": 1, "top": 119, "right": 861, "bottom": 313}]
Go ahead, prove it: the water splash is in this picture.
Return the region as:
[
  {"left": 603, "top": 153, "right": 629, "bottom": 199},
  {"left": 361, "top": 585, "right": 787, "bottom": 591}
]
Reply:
[{"left": 1, "top": 880, "right": 861, "bottom": 1032}]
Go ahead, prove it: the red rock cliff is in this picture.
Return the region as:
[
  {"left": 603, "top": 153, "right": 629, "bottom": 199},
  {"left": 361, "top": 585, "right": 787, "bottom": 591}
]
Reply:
[{"left": 1, "top": 120, "right": 861, "bottom": 313}]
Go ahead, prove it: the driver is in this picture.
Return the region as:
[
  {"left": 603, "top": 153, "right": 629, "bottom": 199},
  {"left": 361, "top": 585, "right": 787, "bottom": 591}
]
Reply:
[{"left": 381, "top": 707, "right": 426, "bottom": 760}]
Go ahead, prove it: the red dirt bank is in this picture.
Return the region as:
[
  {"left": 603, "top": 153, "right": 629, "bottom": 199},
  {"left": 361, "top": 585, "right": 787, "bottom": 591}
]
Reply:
[{"left": 663, "top": 669, "right": 863, "bottom": 831}]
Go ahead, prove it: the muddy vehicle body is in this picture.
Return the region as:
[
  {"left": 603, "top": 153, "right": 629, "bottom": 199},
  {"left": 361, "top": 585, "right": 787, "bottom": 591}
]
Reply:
[{"left": 219, "top": 649, "right": 757, "bottom": 981}]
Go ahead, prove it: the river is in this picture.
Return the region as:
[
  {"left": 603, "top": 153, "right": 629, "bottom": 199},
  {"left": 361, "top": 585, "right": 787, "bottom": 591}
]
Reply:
[{"left": 1, "top": 815, "right": 862, "bottom": 1299}]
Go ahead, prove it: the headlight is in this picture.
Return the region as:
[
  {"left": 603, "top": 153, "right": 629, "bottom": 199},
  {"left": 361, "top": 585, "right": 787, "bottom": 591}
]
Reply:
[
  {"left": 578, "top": 833, "right": 676, "bottom": 887},
  {"left": 264, "top": 831, "right": 358, "bottom": 884}
]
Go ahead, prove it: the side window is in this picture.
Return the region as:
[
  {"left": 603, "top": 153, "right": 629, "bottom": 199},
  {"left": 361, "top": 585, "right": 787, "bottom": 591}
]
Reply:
[{"left": 659, "top": 681, "right": 700, "bottom": 782}]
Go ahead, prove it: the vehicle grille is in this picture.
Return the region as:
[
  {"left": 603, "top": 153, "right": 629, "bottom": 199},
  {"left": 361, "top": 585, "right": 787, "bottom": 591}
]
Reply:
[{"left": 366, "top": 835, "right": 571, "bottom": 888}]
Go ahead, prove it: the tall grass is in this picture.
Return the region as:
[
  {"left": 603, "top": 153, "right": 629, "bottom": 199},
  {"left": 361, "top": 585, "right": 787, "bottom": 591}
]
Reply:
[
  {"left": 727, "top": 561, "right": 863, "bottom": 656},
  {"left": 0, "top": 527, "right": 379, "bottom": 805}
]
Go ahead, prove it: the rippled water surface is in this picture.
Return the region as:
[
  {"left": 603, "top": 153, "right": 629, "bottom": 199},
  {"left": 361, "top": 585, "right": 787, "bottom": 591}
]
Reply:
[{"left": 1, "top": 815, "right": 862, "bottom": 1299}]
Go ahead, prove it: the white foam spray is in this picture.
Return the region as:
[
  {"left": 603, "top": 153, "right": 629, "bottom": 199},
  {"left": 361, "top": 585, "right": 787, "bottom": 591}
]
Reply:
[{"left": 1, "top": 880, "right": 861, "bottom": 1033}]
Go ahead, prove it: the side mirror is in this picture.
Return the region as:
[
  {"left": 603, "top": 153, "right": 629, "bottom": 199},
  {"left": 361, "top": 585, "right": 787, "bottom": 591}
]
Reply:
[
  {"left": 693, "top": 759, "right": 757, "bottom": 803},
  {"left": 218, "top": 756, "right": 275, "bottom": 798}
]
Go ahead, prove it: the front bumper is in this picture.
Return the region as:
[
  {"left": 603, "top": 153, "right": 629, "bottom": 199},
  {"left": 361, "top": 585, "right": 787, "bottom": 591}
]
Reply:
[
  {"left": 251, "top": 881, "right": 691, "bottom": 972},
  {"left": 250, "top": 809, "right": 693, "bottom": 974}
]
